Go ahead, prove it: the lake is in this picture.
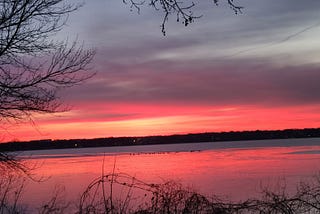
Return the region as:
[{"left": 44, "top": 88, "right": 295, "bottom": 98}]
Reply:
[{"left": 13, "top": 138, "right": 320, "bottom": 210}]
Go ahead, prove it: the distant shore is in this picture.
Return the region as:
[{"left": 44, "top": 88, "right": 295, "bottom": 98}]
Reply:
[{"left": 1, "top": 128, "right": 320, "bottom": 152}]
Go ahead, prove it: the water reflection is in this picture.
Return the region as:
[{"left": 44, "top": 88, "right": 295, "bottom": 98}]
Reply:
[{"left": 19, "top": 140, "right": 320, "bottom": 209}]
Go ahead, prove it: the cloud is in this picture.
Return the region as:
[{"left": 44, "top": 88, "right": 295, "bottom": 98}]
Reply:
[{"left": 63, "top": 57, "right": 320, "bottom": 107}]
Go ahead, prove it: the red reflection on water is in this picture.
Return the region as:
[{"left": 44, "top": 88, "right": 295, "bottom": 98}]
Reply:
[{"left": 22, "top": 146, "right": 320, "bottom": 207}]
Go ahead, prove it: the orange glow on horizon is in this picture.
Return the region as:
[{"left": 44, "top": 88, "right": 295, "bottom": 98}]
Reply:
[{"left": 2, "top": 103, "right": 320, "bottom": 142}]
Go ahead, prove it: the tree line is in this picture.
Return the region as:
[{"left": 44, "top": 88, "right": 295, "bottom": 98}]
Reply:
[{"left": 1, "top": 128, "right": 319, "bottom": 152}]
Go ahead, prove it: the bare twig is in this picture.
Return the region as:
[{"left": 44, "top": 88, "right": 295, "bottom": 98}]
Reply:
[{"left": 123, "top": 0, "right": 243, "bottom": 35}]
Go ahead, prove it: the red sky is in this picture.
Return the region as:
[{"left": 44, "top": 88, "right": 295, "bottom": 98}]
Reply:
[
  {"left": 4, "top": 103, "right": 320, "bottom": 142},
  {"left": 2, "top": 0, "right": 320, "bottom": 142}
]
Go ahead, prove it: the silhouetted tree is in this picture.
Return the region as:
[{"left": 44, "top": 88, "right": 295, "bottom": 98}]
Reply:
[
  {"left": 123, "top": 0, "right": 243, "bottom": 35},
  {"left": 0, "top": 0, "right": 94, "bottom": 166},
  {"left": 0, "top": 0, "right": 94, "bottom": 123}
]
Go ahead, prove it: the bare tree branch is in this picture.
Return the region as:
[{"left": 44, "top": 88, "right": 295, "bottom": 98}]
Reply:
[
  {"left": 0, "top": 0, "right": 95, "bottom": 123},
  {"left": 123, "top": 0, "right": 243, "bottom": 35}
]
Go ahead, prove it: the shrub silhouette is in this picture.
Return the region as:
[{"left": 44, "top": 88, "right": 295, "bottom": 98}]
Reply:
[
  {"left": 76, "top": 172, "right": 320, "bottom": 214},
  {"left": 1, "top": 172, "right": 320, "bottom": 213}
]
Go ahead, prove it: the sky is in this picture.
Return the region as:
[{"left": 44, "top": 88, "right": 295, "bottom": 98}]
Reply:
[{"left": 2, "top": 0, "right": 320, "bottom": 142}]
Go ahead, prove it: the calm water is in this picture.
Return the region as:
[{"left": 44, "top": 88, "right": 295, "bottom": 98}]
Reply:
[{"left": 14, "top": 138, "right": 320, "bottom": 209}]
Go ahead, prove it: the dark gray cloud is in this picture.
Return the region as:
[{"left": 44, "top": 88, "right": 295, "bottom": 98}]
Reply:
[{"left": 64, "top": 57, "right": 320, "bottom": 107}]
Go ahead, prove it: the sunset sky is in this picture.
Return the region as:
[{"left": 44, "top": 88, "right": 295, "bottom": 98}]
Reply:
[{"left": 2, "top": 0, "right": 320, "bottom": 142}]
